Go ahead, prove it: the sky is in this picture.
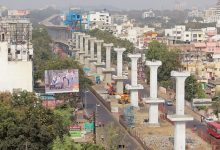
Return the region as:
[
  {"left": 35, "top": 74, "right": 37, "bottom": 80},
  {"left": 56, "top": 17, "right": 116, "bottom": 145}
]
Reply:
[{"left": 0, "top": 0, "right": 218, "bottom": 10}]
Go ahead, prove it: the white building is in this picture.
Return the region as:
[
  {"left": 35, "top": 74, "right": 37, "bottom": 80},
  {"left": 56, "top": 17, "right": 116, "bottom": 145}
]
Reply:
[
  {"left": 165, "top": 25, "right": 217, "bottom": 43},
  {"left": 142, "top": 10, "right": 155, "bottom": 18},
  {"left": 188, "top": 8, "right": 204, "bottom": 18},
  {"left": 165, "top": 25, "right": 186, "bottom": 41},
  {"left": 0, "top": 39, "right": 33, "bottom": 93},
  {"left": 89, "top": 11, "right": 111, "bottom": 25},
  {"left": 111, "top": 15, "right": 128, "bottom": 24},
  {"left": 0, "top": 17, "right": 33, "bottom": 93}
]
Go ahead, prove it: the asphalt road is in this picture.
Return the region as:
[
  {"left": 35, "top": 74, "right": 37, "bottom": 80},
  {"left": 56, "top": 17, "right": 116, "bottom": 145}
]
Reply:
[{"left": 84, "top": 89, "right": 144, "bottom": 150}]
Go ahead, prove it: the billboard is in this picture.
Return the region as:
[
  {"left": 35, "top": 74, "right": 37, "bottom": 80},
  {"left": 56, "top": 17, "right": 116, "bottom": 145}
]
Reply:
[
  {"left": 45, "top": 69, "right": 79, "bottom": 93},
  {"left": 192, "top": 99, "right": 212, "bottom": 107}
]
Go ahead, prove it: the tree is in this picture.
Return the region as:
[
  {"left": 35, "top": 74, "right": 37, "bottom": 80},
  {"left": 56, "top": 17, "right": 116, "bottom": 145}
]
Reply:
[
  {"left": 145, "top": 40, "right": 181, "bottom": 87},
  {"left": 52, "top": 135, "right": 81, "bottom": 150},
  {"left": 197, "top": 83, "right": 206, "bottom": 99},
  {"left": 0, "top": 92, "right": 69, "bottom": 150},
  {"left": 52, "top": 135, "right": 104, "bottom": 150},
  {"left": 88, "top": 29, "right": 134, "bottom": 63},
  {"left": 98, "top": 123, "right": 123, "bottom": 150},
  {"left": 212, "top": 100, "right": 220, "bottom": 116},
  {"left": 185, "top": 75, "right": 198, "bottom": 102}
]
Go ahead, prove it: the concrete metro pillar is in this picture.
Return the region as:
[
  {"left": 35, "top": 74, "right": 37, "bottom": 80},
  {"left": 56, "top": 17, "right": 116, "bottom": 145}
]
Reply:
[
  {"left": 102, "top": 43, "right": 115, "bottom": 84},
  {"left": 83, "top": 35, "right": 90, "bottom": 67},
  {"left": 168, "top": 71, "right": 193, "bottom": 150},
  {"left": 94, "top": 40, "right": 105, "bottom": 75},
  {"left": 88, "top": 37, "right": 97, "bottom": 73},
  {"left": 78, "top": 33, "right": 85, "bottom": 64},
  {"left": 72, "top": 32, "right": 80, "bottom": 60},
  {"left": 112, "top": 48, "right": 128, "bottom": 94},
  {"left": 144, "top": 60, "right": 164, "bottom": 125},
  {"left": 125, "top": 54, "right": 143, "bottom": 108}
]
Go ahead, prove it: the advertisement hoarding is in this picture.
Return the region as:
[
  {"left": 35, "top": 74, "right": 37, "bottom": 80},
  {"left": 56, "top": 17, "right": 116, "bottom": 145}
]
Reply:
[
  {"left": 192, "top": 99, "right": 212, "bottom": 107},
  {"left": 45, "top": 69, "right": 79, "bottom": 94}
]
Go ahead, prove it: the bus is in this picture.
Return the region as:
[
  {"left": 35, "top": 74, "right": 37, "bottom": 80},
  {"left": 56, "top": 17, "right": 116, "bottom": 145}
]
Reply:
[{"left": 207, "top": 122, "right": 220, "bottom": 138}]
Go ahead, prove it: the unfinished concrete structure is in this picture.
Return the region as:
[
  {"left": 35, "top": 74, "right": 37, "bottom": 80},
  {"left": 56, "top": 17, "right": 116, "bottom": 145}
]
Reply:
[
  {"left": 78, "top": 33, "right": 85, "bottom": 64},
  {"left": 102, "top": 43, "right": 115, "bottom": 84},
  {"left": 72, "top": 32, "right": 80, "bottom": 60},
  {"left": 94, "top": 40, "right": 105, "bottom": 75},
  {"left": 112, "top": 48, "right": 128, "bottom": 94},
  {"left": 88, "top": 37, "right": 97, "bottom": 72},
  {"left": 144, "top": 60, "right": 164, "bottom": 125},
  {"left": 168, "top": 71, "right": 193, "bottom": 150},
  {"left": 83, "top": 35, "right": 90, "bottom": 67},
  {"left": 125, "top": 54, "right": 144, "bottom": 107}
]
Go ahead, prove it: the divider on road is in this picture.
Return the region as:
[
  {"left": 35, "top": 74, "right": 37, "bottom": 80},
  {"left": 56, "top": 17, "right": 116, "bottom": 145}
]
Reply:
[
  {"left": 88, "top": 86, "right": 111, "bottom": 112},
  {"left": 88, "top": 85, "right": 150, "bottom": 150}
]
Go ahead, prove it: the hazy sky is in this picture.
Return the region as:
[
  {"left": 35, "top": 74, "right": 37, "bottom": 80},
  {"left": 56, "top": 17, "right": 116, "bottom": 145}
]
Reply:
[{"left": 0, "top": 0, "right": 218, "bottom": 10}]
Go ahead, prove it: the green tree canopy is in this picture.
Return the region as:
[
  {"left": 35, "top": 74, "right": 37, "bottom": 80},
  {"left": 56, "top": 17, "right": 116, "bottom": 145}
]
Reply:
[
  {"left": 88, "top": 29, "right": 134, "bottom": 63},
  {"left": 0, "top": 91, "right": 68, "bottom": 150},
  {"left": 145, "top": 40, "right": 181, "bottom": 87}
]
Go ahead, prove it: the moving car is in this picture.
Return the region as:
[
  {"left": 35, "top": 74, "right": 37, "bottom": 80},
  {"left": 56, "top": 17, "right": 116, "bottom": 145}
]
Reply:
[{"left": 165, "top": 100, "right": 173, "bottom": 106}]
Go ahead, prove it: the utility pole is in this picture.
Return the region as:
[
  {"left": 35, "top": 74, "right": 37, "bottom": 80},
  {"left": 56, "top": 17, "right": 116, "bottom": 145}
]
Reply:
[{"left": 93, "top": 111, "right": 96, "bottom": 144}]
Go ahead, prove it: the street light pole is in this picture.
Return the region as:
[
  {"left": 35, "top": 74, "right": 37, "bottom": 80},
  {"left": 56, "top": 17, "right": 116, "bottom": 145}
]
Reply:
[
  {"left": 93, "top": 104, "right": 100, "bottom": 144},
  {"left": 93, "top": 110, "right": 96, "bottom": 144}
]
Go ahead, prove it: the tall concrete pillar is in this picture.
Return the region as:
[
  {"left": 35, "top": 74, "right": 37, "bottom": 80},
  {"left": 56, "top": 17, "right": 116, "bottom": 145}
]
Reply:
[
  {"left": 125, "top": 54, "right": 143, "bottom": 108},
  {"left": 72, "top": 32, "right": 80, "bottom": 60},
  {"left": 143, "top": 60, "right": 164, "bottom": 125},
  {"left": 88, "top": 37, "right": 97, "bottom": 72},
  {"left": 168, "top": 71, "right": 193, "bottom": 150},
  {"left": 78, "top": 33, "right": 85, "bottom": 64},
  {"left": 83, "top": 35, "right": 90, "bottom": 67},
  {"left": 94, "top": 40, "right": 105, "bottom": 75},
  {"left": 102, "top": 43, "right": 115, "bottom": 84},
  {"left": 112, "top": 48, "right": 128, "bottom": 94}
]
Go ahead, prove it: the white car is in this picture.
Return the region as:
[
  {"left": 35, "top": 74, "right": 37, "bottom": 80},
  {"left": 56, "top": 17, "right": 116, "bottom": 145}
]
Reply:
[{"left": 204, "top": 117, "right": 214, "bottom": 123}]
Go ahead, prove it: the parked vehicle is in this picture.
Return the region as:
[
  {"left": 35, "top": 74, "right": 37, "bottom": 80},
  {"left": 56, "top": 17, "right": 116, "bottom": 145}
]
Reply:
[
  {"left": 165, "top": 100, "right": 173, "bottom": 106},
  {"left": 207, "top": 122, "right": 220, "bottom": 138}
]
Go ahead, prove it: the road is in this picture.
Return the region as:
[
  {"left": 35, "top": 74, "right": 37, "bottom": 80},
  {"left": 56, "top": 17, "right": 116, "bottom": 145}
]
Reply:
[
  {"left": 84, "top": 88, "right": 144, "bottom": 150},
  {"left": 139, "top": 83, "right": 220, "bottom": 143}
]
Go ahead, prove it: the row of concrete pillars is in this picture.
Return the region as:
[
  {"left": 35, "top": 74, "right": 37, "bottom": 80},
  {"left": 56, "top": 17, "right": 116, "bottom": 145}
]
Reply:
[{"left": 70, "top": 32, "right": 193, "bottom": 150}]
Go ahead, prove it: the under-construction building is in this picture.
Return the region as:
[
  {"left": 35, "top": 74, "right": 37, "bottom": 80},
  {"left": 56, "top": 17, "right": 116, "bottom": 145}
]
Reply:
[
  {"left": 0, "top": 16, "right": 33, "bottom": 93},
  {"left": 0, "top": 17, "right": 33, "bottom": 61}
]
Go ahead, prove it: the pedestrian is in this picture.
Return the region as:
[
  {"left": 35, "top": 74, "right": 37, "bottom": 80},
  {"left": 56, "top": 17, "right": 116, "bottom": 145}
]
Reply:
[{"left": 193, "top": 125, "right": 197, "bottom": 131}]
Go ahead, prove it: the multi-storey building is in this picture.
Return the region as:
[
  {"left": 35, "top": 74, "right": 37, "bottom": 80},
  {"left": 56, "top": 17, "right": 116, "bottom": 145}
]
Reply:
[
  {"left": 0, "top": 17, "right": 33, "bottom": 92},
  {"left": 165, "top": 25, "right": 217, "bottom": 43},
  {"left": 142, "top": 10, "right": 155, "bottom": 19}
]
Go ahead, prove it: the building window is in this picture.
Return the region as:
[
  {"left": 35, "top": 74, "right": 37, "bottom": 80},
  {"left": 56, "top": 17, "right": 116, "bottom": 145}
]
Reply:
[
  {"left": 193, "top": 34, "right": 197, "bottom": 37},
  {"left": 198, "top": 34, "right": 202, "bottom": 37},
  {"left": 186, "top": 34, "right": 189, "bottom": 37},
  {"left": 16, "top": 50, "right": 20, "bottom": 54}
]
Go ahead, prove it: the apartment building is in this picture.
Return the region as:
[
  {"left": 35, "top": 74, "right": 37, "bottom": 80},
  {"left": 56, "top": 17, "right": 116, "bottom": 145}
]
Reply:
[{"left": 0, "top": 17, "right": 33, "bottom": 92}]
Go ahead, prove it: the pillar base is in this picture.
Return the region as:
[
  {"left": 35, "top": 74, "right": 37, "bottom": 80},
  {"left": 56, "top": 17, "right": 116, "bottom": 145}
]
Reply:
[
  {"left": 84, "top": 55, "right": 90, "bottom": 58},
  {"left": 167, "top": 115, "right": 193, "bottom": 122},
  {"left": 94, "top": 62, "right": 105, "bottom": 67},
  {"left": 102, "top": 68, "right": 115, "bottom": 73},
  {"left": 112, "top": 75, "right": 128, "bottom": 81},
  {"left": 125, "top": 84, "right": 144, "bottom": 90},
  {"left": 88, "top": 58, "right": 97, "bottom": 62},
  {"left": 79, "top": 52, "right": 85, "bottom": 55},
  {"left": 72, "top": 48, "right": 80, "bottom": 52},
  {"left": 143, "top": 98, "right": 164, "bottom": 104}
]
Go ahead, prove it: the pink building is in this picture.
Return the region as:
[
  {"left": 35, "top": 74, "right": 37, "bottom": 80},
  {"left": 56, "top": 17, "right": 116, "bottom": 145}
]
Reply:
[{"left": 194, "top": 42, "right": 220, "bottom": 53}]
